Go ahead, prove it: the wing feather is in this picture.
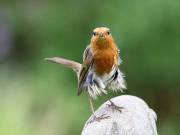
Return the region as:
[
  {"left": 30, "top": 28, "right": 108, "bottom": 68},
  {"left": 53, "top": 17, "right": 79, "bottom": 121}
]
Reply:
[{"left": 77, "top": 45, "right": 93, "bottom": 95}]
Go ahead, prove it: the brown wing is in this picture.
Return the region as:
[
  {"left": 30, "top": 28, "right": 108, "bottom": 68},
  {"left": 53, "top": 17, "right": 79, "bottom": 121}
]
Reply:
[{"left": 77, "top": 45, "right": 93, "bottom": 95}]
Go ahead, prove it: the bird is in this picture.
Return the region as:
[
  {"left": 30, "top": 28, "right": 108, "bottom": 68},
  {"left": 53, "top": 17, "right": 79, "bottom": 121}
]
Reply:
[
  {"left": 78, "top": 27, "right": 126, "bottom": 120},
  {"left": 45, "top": 27, "right": 126, "bottom": 121}
]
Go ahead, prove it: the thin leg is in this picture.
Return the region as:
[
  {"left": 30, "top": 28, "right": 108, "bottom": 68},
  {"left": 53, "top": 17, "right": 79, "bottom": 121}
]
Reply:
[
  {"left": 87, "top": 94, "right": 110, "bottom": 124},
  {"left": 107, "top": 100, "right": 124, "bottom": 113},
  {"left": 87, "top": 94, "right": 95, "bottom": 114}
]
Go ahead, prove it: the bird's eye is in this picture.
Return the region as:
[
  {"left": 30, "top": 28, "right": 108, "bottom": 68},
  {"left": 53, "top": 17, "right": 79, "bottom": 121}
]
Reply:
[
  {"left": 93, "top": 32, "right": 96, "bottom": 36},
  {"left": 107, "top": 31, "right": 110, "bottom": 35}
]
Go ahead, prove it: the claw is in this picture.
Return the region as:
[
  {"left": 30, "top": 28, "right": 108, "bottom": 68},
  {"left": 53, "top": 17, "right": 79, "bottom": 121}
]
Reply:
[
  {"left": 107, "top": 100, "right": 124, "bottom": 113},
  {"left": 87, "top": 114, "right": 110, "bottom": 124}
]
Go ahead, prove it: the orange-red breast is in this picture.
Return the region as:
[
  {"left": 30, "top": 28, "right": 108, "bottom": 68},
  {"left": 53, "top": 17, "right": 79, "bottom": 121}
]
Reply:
[{"left": 78, "top": 27, "right": 126, "bottom": 102}]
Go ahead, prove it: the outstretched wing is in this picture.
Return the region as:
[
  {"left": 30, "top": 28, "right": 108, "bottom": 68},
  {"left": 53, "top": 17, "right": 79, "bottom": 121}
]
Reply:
[{"left": 77, "top": 45, "right": 94, "bottom": 95}]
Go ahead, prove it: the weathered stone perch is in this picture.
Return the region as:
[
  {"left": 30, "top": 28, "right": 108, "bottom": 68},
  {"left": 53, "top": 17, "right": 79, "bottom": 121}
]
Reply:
[
  {"left": 45, "top": 57, "right": 158, "bottom": 135},
  {"left": 82, "top": 95, "right": 158, "bottom": 135}
]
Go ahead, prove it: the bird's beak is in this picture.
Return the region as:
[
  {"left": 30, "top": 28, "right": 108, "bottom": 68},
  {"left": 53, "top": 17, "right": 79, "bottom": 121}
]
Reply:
[{"left": 99, "top": 32, "right": 105, "bottom": 39}]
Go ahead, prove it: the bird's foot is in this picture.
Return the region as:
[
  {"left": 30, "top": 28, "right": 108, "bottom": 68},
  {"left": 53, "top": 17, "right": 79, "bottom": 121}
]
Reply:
[
  {"left": 87, "top": 114, "right": 110, "bottom": 124},
  {"left": 107, "top": 100, "right": 123, "bottom": 113}
]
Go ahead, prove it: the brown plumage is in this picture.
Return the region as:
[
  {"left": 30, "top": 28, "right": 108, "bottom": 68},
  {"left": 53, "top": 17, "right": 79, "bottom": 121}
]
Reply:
[
  {"left": 91, "top": 27, "right": 119, "bottom": 75},
  {"left": 93, "top": 48, "right": 118, "bottom": 75},
  {"left": 78, "top": 27, "right": 126, "bottom": 99}
]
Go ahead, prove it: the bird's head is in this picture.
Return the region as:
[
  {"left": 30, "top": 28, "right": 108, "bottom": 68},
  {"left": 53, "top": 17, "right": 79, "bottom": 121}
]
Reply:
[{"left": 91, "top": 27, "right": 114, "bottom": 47}]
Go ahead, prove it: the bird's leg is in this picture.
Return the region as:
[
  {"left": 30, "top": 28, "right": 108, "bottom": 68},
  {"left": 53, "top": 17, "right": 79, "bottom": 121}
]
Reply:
[
  {"left": 87, "top": 94, "right": 110, "bottom": 124},
  {"left": 107, "top": 100, "right": 124, "bottom": 113},
  {"left": 88, "top": 94, "right": 95, "bottom": 114}
]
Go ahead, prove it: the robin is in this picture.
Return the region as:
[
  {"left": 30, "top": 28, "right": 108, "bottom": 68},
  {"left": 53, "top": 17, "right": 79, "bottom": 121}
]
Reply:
[
  {"left": 45, "top": 27, "right": 126, "bottom": 121},
  {"left": 78, "top": 27, "right": 126, "bottom": 120}
]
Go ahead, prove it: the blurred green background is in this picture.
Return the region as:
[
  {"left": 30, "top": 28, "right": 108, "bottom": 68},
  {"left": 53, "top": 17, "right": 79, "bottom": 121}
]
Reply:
[{"left": 0, "top": 0, "right": 179, "bottom": 135}]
